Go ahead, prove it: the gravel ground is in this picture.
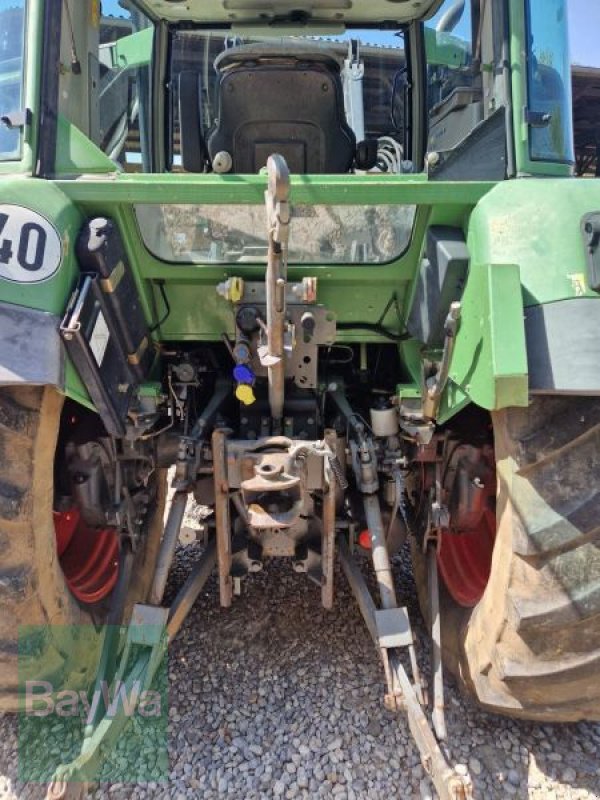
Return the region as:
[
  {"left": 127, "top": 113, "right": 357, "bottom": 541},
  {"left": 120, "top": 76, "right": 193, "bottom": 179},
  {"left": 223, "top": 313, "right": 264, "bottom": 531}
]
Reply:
[{"left": 0, "top": 525, "right": 599, "bottom": 800}]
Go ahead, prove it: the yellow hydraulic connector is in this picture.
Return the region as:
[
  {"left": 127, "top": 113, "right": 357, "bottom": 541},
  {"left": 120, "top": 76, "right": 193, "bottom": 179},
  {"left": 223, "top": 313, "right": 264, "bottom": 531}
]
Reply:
[
  {"left": 216, "top": 276, "right": 244, "bottom": 303},
  {"left": 235, "top": 384, "right": 256, "bottom": 405}
]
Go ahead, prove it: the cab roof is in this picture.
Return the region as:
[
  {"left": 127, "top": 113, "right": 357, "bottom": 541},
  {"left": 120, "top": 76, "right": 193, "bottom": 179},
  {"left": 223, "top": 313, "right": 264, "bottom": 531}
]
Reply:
[{"left": 134, "top": 0, "right": 445, "bottom": 26}]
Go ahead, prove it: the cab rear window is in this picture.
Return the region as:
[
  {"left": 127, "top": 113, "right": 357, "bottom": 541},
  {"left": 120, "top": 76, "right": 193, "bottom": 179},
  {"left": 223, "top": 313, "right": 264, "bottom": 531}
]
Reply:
[
  {"left": 135, "top": 203, "right": 416, "bottom": 265},
  {"left": 526, "top": 0, "right": 574, "bottom": 163}
]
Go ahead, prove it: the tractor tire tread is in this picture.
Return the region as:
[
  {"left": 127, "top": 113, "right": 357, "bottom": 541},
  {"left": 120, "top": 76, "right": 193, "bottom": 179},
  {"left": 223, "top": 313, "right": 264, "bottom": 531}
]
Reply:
[{"left": 463, "top": 397, "right": 600, "bottom": 721}]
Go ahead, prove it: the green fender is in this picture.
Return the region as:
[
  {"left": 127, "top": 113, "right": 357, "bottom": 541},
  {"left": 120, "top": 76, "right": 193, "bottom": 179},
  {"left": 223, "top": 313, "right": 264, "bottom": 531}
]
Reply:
[
  {"left": 0, "top": 178, "right": 91, "bottom": 407},
  {"left": 441, "top": 178, "right": 600, "bottom": 422}
]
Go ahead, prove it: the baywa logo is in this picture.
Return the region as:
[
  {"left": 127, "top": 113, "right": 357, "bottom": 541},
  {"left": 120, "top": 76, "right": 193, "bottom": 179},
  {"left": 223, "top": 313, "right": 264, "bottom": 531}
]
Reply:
[
  {"left": 25, "top": 678, "right": 163, "bottom": 721},
  {"left": 17, "top": 625, "right": 169, "bottom": 785}
]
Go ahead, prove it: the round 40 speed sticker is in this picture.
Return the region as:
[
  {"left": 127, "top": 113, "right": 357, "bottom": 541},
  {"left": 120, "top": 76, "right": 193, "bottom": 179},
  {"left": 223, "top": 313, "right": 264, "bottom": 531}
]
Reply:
[{"left": 0, "top": 205, "right": 63, "bottom": 283}]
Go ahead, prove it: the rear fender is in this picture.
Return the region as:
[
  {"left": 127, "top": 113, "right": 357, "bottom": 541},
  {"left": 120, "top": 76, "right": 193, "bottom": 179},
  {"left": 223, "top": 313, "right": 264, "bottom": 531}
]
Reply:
[
  {"left": 441, "top": 178, "right": 600, "bottom": 422},
  {"left": 0, "top": 179, "right": 91, "bottom": 406}
]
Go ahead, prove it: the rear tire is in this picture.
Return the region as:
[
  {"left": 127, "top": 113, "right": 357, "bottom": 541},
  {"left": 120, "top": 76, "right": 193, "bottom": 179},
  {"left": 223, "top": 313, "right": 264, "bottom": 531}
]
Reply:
[
  {"left": 0, "top": 386, "right": 166, "bottom": 711},
  {"left": 413, "top": 397, "right": 600, "bottom": 721}
]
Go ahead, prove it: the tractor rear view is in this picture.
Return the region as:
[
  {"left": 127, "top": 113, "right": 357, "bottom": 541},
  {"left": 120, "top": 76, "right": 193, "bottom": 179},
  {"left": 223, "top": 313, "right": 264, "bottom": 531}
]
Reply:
[{"left": 0, "top": 0, "right": 598, "bottom": 797}]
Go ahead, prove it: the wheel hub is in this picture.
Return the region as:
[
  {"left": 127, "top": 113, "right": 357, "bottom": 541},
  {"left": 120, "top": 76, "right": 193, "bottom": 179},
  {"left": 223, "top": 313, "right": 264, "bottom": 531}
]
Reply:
[{"left": 436, "top": 443, "right": 496, "bottom": 608}]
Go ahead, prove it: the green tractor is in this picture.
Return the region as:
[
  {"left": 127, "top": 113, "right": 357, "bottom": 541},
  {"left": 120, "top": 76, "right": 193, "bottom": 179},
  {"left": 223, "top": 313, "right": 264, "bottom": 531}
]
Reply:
[{"left": 0, "top": 0, "right": 598, "bottom": 796}]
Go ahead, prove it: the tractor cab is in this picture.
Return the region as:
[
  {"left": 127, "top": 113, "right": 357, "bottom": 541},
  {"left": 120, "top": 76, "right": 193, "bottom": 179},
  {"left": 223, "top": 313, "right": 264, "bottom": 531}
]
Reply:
[{"left": 0, "top": 0, "right": 574, "bottom": 181}]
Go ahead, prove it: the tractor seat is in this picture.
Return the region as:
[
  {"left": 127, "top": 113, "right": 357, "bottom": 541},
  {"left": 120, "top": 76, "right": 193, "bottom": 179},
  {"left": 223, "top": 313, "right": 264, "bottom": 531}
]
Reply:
[{"left": 204, "top": 43, "right": 357, "bottom": 174}]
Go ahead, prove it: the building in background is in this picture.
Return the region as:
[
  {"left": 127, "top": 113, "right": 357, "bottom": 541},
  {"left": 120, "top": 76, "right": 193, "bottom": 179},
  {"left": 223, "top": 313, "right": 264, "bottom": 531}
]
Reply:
[{"left": 573, "top": 65, "right": 600, "bottom": 176}]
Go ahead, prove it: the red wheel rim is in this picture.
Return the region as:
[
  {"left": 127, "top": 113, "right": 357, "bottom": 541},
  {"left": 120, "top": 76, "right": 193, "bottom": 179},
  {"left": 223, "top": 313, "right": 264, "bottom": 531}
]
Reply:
[
  {"left": 53, "top": 508, "right": 119, "bottom": 604},
  {"left": 435, "top": 444, "right": 497, "bottom": 608},
  {"left": 437, "top": 507, "right": 496, "bottom": 607}
]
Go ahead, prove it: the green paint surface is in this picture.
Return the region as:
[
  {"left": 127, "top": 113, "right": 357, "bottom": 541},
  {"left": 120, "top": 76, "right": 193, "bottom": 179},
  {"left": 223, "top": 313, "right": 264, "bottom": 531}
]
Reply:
[
  {"left": 467, "top": 178, "right": 600, "bottom": 306},
  {"left": 3, "top": 168, "right": 600, "bottom": 418},
  {"left": 1, "top": 0, "right": 599, "bottom": 420}
]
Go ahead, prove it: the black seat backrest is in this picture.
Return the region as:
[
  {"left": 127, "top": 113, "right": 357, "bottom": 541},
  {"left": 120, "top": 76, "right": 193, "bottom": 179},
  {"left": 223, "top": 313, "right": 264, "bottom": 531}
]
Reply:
[
  {"left": 205, "top": 43, "right": 356, "bottom": 174},
  {"left": 178, "top": 71, "right": 209, "bottom": 172}
]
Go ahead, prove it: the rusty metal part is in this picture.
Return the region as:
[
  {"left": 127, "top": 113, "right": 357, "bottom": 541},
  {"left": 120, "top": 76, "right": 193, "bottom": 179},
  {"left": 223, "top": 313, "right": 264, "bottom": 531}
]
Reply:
[
  {"left": 321, "top": 430, "right": 337, "bottom": 609},
  {"left": 148, "top": 490, "right": 188, "bottom": 605},
  {"left": 407, "top": 634, "right": 426, "bottom": 707},
  {"left": 250, "top": 304, "right": 335, "bottom": 389},
  {"left": 292, "top": 543, "right": 323, "bottom": 584},
  {"left": 256, "top": 528, "right": 298, "bottom": 557},
  {"left": 266, "top": 154, "right": 291, "bottom": 243},
  {"left": 421, "top": 436, "right": 496, "bottom": 607},
  {"left": 334, "top": 391, "right": 426, "bottom": 702},
  {"left": 230, "top": 277, "right": 318, "bottom": 306},
  {"left": 225, "top": 437, "right": 330, "bottom": 534},
  {"left": 264, "top": 154, "right": 291, "bottom": 424},
  {"left": 167, "top": 538, "right": 217, "bottom": 639},
  {"left": 231, "top": 490, "right": 251, "bottom": 525},
  {"left": 389, "top": 652, "right": 472, "bottom": 800},
  {"left": 213, "top": 429, "right": 233, "bottom": 607},
  {"left": 423, "top": 458, "right": 449, "bottom": 554},
  {"left": 46, "top": 780, "right": 86, "bottom": 800},
  {"left": 225, "top": 438, "right": 326, "bottom": 490},
  {"left": 381, "top": 647, "right": 399, "bottom": 710},
  {"left": 444, "top": 443, "right": 496, "bottom": 533},
  {"left": 427, "top": 541, "right": 447, "bottom": 739},
  {"left": 241, "top": 462, "right": 303, "bottom": 528},
  {"left": 422, "top": 302, "right": 461, "bottom": 421},
  {"left": 339, "top": 534, "right": 471, "bottom": 800}
]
